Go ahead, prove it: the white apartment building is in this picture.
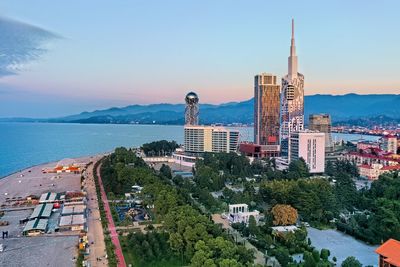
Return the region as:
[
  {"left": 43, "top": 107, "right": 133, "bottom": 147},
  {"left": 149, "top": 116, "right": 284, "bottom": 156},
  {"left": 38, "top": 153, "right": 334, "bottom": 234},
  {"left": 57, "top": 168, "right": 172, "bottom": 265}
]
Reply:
[
  {"left": 290, "top": 130, "right": 325, "bottom": 173},
  {"left": 184, "top": 125, "right": 239, "bottom": 153}
]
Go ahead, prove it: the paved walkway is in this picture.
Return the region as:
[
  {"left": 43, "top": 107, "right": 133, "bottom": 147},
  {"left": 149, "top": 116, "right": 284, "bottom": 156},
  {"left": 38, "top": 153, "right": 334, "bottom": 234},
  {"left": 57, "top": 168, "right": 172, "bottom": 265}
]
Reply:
[
  {"left": 86, "top": 160, "right": 108, "bottom": 266},
  {"left": 97, "top": 163, "right": 127, "bottom": 267}
]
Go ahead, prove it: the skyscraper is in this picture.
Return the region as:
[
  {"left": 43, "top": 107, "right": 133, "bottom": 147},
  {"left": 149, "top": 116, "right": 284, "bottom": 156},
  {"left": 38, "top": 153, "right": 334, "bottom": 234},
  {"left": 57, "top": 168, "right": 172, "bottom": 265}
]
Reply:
[
  {"left": 254, "top": 73, "right": 281, "bottom": 156},
  {"left": 309, "top": 114, "right": 332, "bottom": 151},
  {"left": 185, "top": 91, "right": 199, "bottom": 125},
  {"left": 280, "top": 19, "right": 305, "bottom": 158}
]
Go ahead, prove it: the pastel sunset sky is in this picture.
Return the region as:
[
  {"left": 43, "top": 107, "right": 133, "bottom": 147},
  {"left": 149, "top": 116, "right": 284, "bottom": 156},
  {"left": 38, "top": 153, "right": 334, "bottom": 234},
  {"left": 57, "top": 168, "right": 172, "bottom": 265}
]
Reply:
[{"left": 0, "top": 0, "right": 399, "bottom": 117}]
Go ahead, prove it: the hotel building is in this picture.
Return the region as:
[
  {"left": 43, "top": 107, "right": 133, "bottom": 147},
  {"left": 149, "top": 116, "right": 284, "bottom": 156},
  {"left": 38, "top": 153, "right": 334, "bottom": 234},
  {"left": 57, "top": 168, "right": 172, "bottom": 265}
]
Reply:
[
  {"left": 184, "top": 125, "right": 239, "bottom": 154},
  {"left": 254, "top": 73, "right": 281, "bottom": 157},
  {"left": 290, "top": 130, "right": 325, "bottom": 173}
]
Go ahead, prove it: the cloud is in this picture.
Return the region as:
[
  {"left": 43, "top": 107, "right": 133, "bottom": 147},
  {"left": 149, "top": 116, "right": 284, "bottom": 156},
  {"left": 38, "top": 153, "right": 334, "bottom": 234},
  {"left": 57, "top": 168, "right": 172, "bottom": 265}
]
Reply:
[{"left": 0, "top": 16, "right": 60, "bottom": 77}]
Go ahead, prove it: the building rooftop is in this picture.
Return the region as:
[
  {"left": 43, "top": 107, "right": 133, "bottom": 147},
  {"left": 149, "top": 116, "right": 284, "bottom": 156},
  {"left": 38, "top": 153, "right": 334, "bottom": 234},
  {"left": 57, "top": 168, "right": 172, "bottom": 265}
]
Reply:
[
  {"left": 39, "top": 192, "right": 58, "bottom": 203},
  {"left": 375, "top": 239, "right": 400, "bottom": 266},
  {"left": 381, "top": 165, "right": 400, "bottom": 171},
  {"left": 23, "top": 218, "right": 48, "bottom": 232},
  {"left": 30, "top": 204, "right": 53, "bottom": 220},
  {"left": 61, "top": 204, "right": 86, "bottom": 215},
  {"left": 59, "top": 214, "right": 85, "bottom": 227},
  {"left": 359, "top": 164, "right": 373, "bottom": 169},
  {"left": 271, "top": 225, "right": 298, "bottom": 232}
]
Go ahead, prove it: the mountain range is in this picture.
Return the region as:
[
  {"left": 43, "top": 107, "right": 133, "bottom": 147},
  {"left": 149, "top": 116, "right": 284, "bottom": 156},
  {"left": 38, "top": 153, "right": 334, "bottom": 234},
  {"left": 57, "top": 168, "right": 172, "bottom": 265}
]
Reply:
[{"left": 2, "top": 94, "right": 400, "bottom": 126}]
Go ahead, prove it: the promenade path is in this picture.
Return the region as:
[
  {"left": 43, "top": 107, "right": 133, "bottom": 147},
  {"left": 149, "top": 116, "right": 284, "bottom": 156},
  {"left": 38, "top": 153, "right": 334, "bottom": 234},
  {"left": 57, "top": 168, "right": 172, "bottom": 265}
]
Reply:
[
  {"left": 97, "top": 163, "right": 127, "bottom": 267},
  {"left": 86, "top": 160, "right": 108, "bottom": 266}
]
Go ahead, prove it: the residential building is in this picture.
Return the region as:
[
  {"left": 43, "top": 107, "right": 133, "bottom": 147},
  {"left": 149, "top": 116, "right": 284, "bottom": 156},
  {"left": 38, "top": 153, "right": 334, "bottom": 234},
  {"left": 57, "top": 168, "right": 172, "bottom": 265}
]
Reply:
[
  {"left": 281, "top": 19, "right": 305, "bottom": 158},
  {"left": 345, "top": 151, "right": 400, "bottom": 167},
  {"left": 185, "top": 92, "right": 199, "bottom": 125},
  {"left": 357, "top": 141, "right": 380, "bottom": 151},
  {"left": 184, "top": 125, "right": 239, "bottom": 154},
  {"left": 381, "top": 135, "right": 398, "bottom": 154},
  {"left": 375, "top": 238, "right": 400, "bottom": 267},
  {"left": 254, "top": 73, "right": 281, "bottom": 156},
  {"left": 359, "top": 163, "right": 400, "bottom": 180},
  {"left": 290, "top": 130, "right": 325, "bottom": 173},
  {"left": 309, "top": 114, "right": 332, "bottom": 151}
]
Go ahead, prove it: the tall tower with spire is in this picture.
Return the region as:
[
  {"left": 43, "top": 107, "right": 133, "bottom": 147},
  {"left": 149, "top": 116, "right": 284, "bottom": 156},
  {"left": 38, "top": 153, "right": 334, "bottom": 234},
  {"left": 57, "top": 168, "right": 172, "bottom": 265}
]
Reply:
[{"left": 280, "top": 19, "right": 305, "bottom": 158}]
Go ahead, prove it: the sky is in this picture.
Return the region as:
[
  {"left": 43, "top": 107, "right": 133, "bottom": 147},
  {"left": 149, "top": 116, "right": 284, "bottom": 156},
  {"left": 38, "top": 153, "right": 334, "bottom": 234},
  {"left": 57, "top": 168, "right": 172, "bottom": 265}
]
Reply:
[{"left": 0, "top": 0, "right": 399, "bottom": 118}]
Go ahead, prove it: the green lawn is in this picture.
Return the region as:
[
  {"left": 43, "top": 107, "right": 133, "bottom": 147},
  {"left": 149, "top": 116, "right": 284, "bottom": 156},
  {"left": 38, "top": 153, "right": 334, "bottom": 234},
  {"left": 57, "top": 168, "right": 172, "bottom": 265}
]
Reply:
[{"left": 119, "top": 236, "right": 183, "bottom": 267}]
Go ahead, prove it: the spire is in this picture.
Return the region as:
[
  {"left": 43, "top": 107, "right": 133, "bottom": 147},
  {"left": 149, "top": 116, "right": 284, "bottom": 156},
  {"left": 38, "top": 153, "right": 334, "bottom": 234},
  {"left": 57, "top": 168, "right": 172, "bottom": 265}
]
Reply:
[
  {"left": 288, "top": 18, "right": 298, "bottom": 79},
  {"left": 292, "top": 18, "right": 294, "bottom": 39}
]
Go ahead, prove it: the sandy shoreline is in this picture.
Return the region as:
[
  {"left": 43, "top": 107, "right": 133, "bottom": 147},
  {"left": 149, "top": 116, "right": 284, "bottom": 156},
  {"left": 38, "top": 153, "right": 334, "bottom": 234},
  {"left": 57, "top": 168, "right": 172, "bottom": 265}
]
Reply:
[{"left": 0, "top": 155, "right": 100, "bottom": 205}]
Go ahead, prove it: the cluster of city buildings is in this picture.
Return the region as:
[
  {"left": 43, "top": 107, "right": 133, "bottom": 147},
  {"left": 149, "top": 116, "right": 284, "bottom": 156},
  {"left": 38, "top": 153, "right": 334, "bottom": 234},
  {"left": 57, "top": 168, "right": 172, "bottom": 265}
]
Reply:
[
  {"left": 174, "top": 20, "right": 330, "bottom": 174},
  {"left": 239, "top": 19, "right": 329, "bottom": 173},
  {"left": 173, "top": 19, "right": 400, "bottom": 180},
  {"left": 345, "top": 135, "right": 400, "bottom": 180},
  {"left": 173, "top": 92, "right": 240, "bottom": 166}
]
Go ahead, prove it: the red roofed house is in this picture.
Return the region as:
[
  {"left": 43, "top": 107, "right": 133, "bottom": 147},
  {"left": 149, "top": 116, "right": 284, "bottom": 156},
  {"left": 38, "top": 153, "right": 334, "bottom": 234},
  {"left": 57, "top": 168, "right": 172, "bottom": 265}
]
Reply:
[
  {"left": 375, "top": 238, "right": 400, "bottom": 267},
  {"left": 359, "top": 164, "right": 382, "bottom": 180},
  {"left": 359, "top": 164, "right": 400, "bottom": 180}
]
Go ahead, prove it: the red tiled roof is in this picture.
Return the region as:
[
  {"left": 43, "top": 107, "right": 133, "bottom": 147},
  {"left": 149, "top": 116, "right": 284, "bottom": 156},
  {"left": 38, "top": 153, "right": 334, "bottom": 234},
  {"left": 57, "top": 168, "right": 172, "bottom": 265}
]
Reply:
[
  {"left": 381, "top": 165, "right": 400, "bottom": 171},
  {"left": 359, "top": 164, "right": 373, "bottom": 169},
  {"left": 382, "top": 135, "right": 397, "bottom": 139},
  {"left": 348, "top": 152, "right": 400, "bottom": 162},
  {"left": 375, "top": 239, "right": 400, "bottom": 266}
]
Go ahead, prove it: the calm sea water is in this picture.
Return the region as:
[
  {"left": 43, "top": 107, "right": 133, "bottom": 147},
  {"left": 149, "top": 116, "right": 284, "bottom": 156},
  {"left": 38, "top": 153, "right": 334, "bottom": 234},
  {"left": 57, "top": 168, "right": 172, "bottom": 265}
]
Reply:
[{"left": 0, "top": 122, "right": 379, "bottom": 178}]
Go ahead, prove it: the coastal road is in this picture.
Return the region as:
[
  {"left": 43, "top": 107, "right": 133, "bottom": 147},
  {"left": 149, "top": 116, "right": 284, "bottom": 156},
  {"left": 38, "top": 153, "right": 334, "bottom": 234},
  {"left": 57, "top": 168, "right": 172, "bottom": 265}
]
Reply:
[
  {"left": 86, "top": 160, "right": 108, "bottom": 266},
  {"left": 96, "top": 163, "right": 127, "bottom": 267}
]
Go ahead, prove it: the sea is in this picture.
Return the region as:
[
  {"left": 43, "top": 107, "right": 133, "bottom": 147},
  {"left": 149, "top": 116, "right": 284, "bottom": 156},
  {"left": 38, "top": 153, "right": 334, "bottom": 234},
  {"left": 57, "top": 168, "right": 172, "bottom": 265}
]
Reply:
[{"left": 0, "top": 122, "right": 380, "bottom": 178}]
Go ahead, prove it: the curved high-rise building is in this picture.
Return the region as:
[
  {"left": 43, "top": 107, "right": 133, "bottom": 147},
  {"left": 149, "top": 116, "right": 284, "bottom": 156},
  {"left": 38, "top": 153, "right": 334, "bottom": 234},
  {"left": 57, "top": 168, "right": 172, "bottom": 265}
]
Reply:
[
  {"left": 185, "top": 91, "right": 199, "bottom": 125},
  {"left": 280, "top": 19, "right": 304, "bottom": 158}
]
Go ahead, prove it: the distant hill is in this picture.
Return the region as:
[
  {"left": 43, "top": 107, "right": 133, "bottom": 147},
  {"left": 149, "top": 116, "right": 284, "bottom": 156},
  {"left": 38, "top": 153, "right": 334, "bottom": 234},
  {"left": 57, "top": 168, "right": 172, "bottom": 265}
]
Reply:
[{"left": 2, "top": 94, "right": 400, "bottom": 125}]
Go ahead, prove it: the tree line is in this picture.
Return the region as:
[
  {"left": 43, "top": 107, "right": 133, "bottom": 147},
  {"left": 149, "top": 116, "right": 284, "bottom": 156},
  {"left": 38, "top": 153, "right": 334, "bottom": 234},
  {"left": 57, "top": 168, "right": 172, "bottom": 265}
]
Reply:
[{"left": 100, "top": 147, "right": 256, "bottom": 267}]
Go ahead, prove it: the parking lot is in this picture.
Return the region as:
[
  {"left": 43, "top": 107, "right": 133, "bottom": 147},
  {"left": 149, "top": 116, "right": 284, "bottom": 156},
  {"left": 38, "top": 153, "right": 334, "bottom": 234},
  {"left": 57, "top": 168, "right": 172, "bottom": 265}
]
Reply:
[{"left": 0, "top": 235, "right": 78, "bottom": 267}]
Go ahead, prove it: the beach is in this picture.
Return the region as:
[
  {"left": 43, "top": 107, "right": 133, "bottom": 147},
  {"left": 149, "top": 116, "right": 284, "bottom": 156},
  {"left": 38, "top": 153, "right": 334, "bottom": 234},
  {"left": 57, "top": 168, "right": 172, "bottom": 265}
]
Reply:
[
  {"left": 0, "top": 156, "right": 94, "bottom": 204},
  {"left": 0, "top": 155, "right": 100, "bottom": 267}
]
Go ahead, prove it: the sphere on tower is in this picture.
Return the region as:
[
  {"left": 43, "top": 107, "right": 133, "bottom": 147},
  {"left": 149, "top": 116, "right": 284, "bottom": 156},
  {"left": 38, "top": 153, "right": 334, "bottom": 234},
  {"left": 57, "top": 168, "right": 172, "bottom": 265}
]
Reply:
[{"left": 185, "top": 91, "right": 199, "bottom": 125}]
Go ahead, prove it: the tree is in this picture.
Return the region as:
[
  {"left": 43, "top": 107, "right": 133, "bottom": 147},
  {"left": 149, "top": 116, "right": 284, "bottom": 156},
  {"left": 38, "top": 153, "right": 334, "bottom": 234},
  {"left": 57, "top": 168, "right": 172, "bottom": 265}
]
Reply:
[
  {"left": 271, "top": 204, "right": 298, "bottom": 225},
  {"left": 341, "top": 256, "right": 362, "bottom": 267},
  {"left": 288, "top": 158, "right": 310, "bottom": 178},
  {"left": 303, "top": 251, "right": 316, "bottom": 267},
  {"left": 312, "top": 249, "right": 320, "bottom": 263},
  {"left": 320, "top": 249, "right": 330, "bottom": 261},
  {"left": 274, "top": 247, "right": 291, "bottom": 267},
  {"left": 248, "top": 215, "right": 259, "bottom": 236},
  {"left": 160, "top": 164, "right": 172, "bottom": 179}
]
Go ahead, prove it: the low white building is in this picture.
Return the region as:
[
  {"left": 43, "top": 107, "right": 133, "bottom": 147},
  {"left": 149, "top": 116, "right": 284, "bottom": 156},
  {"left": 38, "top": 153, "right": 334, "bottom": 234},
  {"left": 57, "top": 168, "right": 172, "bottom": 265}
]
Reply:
[
  {"left": 228, "top": 204, "right": 260, "bottom": 225},
  {"left": 271, "top": 225, "right": 298, "bottom": 234}
]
